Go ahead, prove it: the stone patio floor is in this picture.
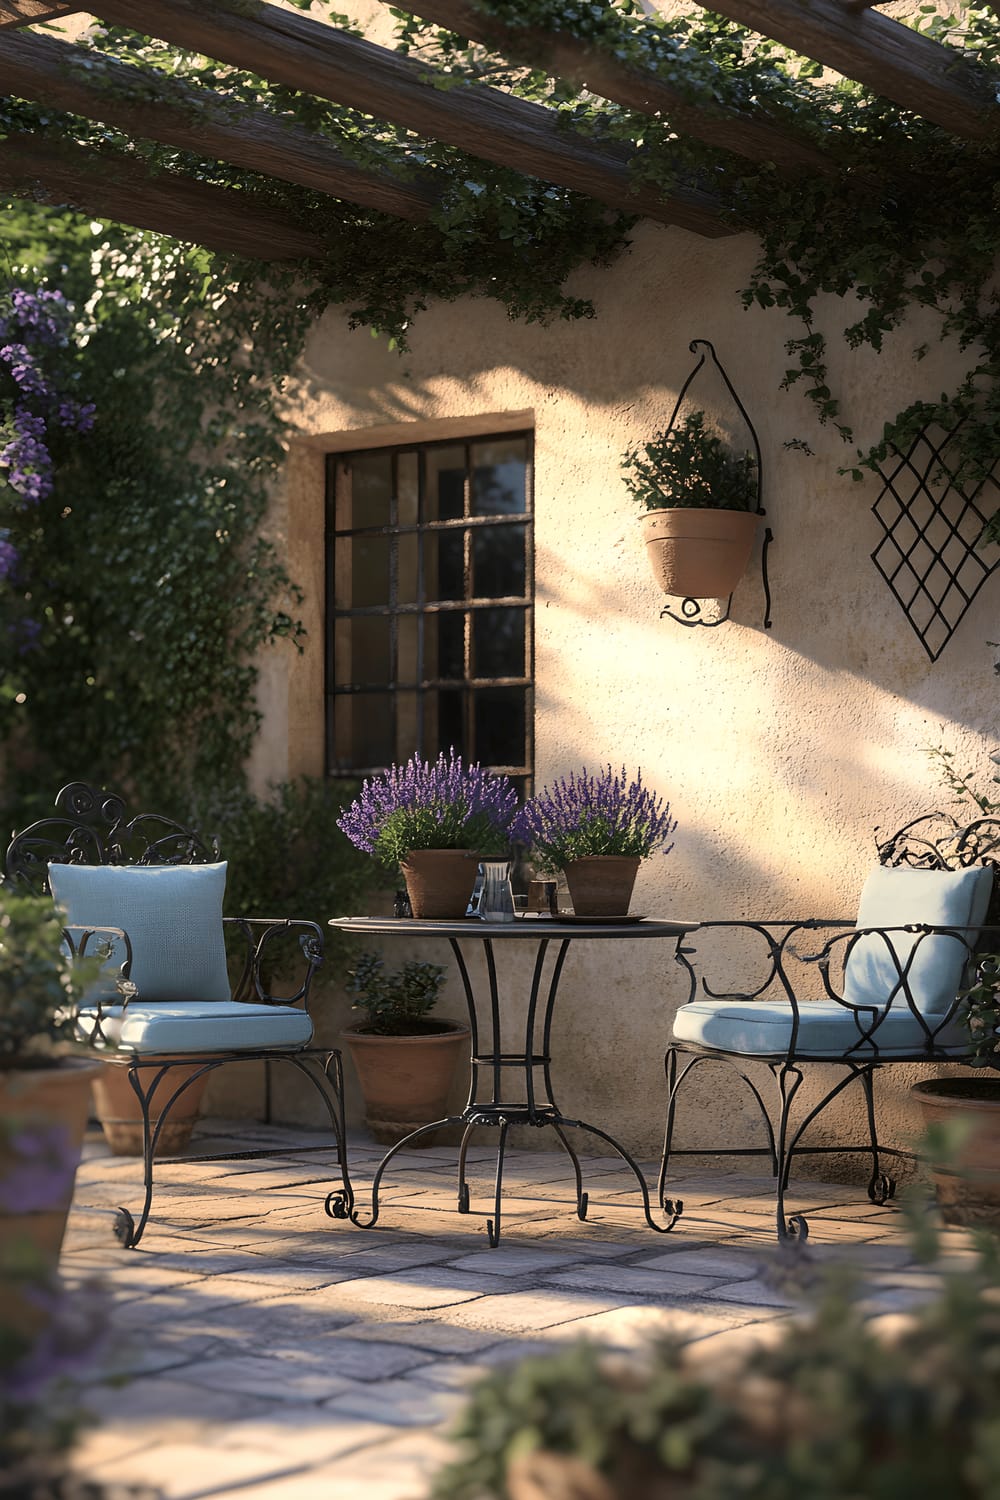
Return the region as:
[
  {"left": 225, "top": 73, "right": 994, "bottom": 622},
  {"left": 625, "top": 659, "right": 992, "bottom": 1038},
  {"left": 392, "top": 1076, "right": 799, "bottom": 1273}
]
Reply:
[{"left": 59, "top": 1119, "right": 974, "bottom": 1500}]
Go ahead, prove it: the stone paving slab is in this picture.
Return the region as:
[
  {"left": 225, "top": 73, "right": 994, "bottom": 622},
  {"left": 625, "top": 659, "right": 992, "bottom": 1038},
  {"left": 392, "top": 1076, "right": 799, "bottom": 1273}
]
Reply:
[{"left": 53, "top": 1121, "right": 965, "bottom": 1500}]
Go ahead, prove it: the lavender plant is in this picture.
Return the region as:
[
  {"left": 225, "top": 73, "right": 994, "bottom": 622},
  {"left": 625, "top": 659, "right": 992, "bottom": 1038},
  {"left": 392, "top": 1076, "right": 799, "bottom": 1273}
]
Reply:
[
  {"left": 515, "top": 766, "right": 677, "bottom": 872},
  {"left": 337, "top": 750, "right": 519, "bottom": 868}
]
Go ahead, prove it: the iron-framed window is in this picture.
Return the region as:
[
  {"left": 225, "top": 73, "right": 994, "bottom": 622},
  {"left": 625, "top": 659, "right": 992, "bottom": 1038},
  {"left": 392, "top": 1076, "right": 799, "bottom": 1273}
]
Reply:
[{"left": 326, "top": 433, "right": 534, "bottom": 789}]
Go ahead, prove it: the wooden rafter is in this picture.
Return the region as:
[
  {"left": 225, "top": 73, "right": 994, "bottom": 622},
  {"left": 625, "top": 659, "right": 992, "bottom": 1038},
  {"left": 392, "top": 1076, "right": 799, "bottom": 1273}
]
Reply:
[
  {"left": 0, "top": 29, "right": 441, "bottom": 222},
  {"left": 0, "top": 132, "right": 327, "bottom": 260},
  {"left": 701, "top": 0, "right": 998, "bottom": 141},
  {"left": 392, "top": 0, "right": 832, "bottom": 174},
  {"left": 87, "top": 0, "right": 733, "bottom": 238},
  {"left": 0, "top": 1, "right": 78, "bottom": 25}
]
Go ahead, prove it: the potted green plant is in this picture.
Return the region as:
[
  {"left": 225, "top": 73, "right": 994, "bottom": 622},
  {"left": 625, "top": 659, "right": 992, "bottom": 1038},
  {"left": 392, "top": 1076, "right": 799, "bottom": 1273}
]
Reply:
[
  {"left": 341, "top": 950, "right": 470, "bottom": 1145},
  {"left": 337, "top": 749, "right": 519, "bottom": 919},
  {"left": 514, "top": 765, "right": 677, "bottom": 918},
  {"left": 0, "top": 893, "right": 104, "bottom": 1309},
  {"left": 623, "top": 408, "right": 760, "bottom": 599},
  {"left": 902, "top": 748, "right": 1000, "bottom": 1226}
]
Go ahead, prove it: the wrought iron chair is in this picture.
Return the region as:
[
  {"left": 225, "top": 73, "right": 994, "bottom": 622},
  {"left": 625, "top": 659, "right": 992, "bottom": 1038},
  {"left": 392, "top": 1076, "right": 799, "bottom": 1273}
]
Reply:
[
  {"left": 659, "top": 814, "right": 1000, "bottom": 1241},
  {"left": 4, "top": 781, "right": 354, "bottom": 1247}
]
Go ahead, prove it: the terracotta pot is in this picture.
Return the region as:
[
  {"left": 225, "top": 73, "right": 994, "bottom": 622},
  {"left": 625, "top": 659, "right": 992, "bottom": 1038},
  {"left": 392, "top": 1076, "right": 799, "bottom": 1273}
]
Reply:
[
  {"left": 0, "top": 1057, "right": 104, "bottom": 1324},
  {"left": 641, "top": 508, "right": 759, "bottom": 599},
  {"left": 342, "top": 1020, "right": 471, "bottom": 1145},
  {"left": 400, "top": 848, "right": 479, "bottom": 919},
  {"left": 92, "top": 1057, "right": 211, "bottom": 1156},
  {"left": 912, "top": 1078, "right": 1000, "bottom": 1227},
  {"left": 565, "top": 856, "right": 641, "bottom": 917}
]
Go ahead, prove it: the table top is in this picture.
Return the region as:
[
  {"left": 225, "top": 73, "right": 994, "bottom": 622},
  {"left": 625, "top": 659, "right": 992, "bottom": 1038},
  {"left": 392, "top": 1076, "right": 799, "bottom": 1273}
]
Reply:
[{"left": 329, "top": 916, "right": 697, "bottom": 940}]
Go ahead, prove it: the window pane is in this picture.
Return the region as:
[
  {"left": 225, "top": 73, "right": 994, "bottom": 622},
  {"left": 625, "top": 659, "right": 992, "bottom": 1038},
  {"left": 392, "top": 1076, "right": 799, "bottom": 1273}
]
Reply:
[
  {"left": 397, "top": 451, "right": 419, "bottom": 527},
  {"left": 423, "top": 530, "right": 465, "bottom": 603},
  {"left": 427, "top": 687, "right": 465, "bottom": 759},
  {"left": 473, "top": 608, "right": 524, "bottom": 679},
  {"left": 471, "top": 438, "right": 528, "bottom": 516},
  {"left": 425, "top": 446, "right": 466, "bottom": 522},
  {"left": 472, "top": 524, "right": 526, "bottom": 599},
  {"left": 397, "top": 531, "right": 419, "bottom": 606},
  {"left": 394, "top": 689, "right": 419, "bottom": 762},
  {"left": 333, "top": 692, "right": 393, "bottom": 769},
  {"left": 434, "top": 612, "right": 466, "bottom": 681},
  {"left": 341, "top": 535, "right": 390, "bottom": 608},
  {"left": 397, "top": 614, "right": 419, "bottom": 684},
  {"left": 475, "top": 687, "right": 525, "bottom": 767},
  {"left": 349, "top": 452, "right": 392, "bottom": 528},
  {"left": 334, "top": 616, "right": 392, "bottom": 686}
]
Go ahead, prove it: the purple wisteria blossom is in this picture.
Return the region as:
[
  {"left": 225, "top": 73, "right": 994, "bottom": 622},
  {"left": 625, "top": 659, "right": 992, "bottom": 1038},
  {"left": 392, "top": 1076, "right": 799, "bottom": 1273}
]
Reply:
[
  {"left": 0, "top": 286, "right": 93, "bottom": 507},
  {"left": 0, "top": 532, "right": 17, "bottom": 581},
  {"left": 514, "top": 765, "right": 677, "bottom": 869},
  {"left": 338, "top": 748, "right": 519, "bottom": 866}
]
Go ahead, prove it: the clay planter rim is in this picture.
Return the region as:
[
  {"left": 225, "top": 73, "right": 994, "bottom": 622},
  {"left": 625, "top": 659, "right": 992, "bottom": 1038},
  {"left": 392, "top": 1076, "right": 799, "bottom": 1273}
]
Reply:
[
  {"left": 912, "top": 1078, "right": 1000, "bottom": 1111},
  {"left": 341, "top": 1018, "right": 471, "bottom": 1042}
]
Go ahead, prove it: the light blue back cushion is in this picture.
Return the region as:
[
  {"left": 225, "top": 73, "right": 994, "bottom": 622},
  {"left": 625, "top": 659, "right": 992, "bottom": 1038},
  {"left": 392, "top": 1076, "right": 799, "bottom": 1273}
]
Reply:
[
  {"left": 49, "top": 862, "right": 230, "bottom": 1004},
  {"left": 843, "top": 864, "right": 993, "bottom": 1017}
]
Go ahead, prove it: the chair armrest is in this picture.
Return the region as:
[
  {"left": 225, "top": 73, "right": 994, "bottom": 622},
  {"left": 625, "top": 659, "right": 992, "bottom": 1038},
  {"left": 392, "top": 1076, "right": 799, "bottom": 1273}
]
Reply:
[
  {"left": 62, "top": 923, "right": 134, "bottom": 1048},
  {"left": 675, "top": 919, "right": 854, "bottom": 1010},
  {"left": 223, "top": 917, "right": 324, "bottom": 1008}
]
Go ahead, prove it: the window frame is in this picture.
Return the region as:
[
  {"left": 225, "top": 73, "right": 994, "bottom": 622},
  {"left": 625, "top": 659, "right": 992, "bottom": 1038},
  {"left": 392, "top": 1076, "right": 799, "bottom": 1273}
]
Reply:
[{"left": 324, "top": 430, "right": 535, "bottom": 784}]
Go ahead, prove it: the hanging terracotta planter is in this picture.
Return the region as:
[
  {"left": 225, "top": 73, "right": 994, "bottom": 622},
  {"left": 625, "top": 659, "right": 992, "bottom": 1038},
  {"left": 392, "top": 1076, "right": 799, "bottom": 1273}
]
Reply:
[
  {"left": 400, "top": 848, "right": 479, "bottom": 919},
  {"left": 564, "top": 855, "right": 641, "bottom": 917},
  {"left": 641, "top": 508, "right": 760, "bottom": 599},
  {"left": 342, "top": 1020, "right": 471, "bottom": 1145}
]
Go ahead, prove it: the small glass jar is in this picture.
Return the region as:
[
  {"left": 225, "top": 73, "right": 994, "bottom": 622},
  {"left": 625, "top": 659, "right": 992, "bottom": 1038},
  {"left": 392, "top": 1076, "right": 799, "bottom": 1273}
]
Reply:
[{"left": 477, "top": 859, "right": 515, "bottom": 923}]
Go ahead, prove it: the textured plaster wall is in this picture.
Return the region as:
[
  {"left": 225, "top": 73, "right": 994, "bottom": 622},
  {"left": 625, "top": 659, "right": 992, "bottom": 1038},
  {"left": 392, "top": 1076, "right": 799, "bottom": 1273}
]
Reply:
[{"left": 248, "top": 207, "right": 997, "bottom": 1176}]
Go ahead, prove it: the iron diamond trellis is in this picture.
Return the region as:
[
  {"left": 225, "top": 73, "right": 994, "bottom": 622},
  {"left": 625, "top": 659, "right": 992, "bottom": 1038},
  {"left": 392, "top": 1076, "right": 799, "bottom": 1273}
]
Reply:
[{"left": 871, "top": 419, "right": 1000, "bottom": 662}]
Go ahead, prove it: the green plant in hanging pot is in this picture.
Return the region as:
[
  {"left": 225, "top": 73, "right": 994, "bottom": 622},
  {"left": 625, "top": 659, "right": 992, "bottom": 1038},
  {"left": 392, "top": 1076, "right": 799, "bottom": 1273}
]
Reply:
[
  {"left": 623, "top": 409, "right": 761, "bottom": 600},
  {"left": 341, "top": 950, "right": 470, "bottom": 1146}
]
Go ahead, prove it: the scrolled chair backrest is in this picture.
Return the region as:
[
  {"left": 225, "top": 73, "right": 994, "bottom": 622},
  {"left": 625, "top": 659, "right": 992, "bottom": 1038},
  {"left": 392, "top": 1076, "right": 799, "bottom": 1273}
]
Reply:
[{"left": 5, "top": 781, "right": 219, "bottom": 895}]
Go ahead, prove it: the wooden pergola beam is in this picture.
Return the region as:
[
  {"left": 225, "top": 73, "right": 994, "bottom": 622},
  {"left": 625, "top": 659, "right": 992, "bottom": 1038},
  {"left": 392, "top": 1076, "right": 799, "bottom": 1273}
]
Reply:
[
  {"left": 0, "top": 29, "right": 440, "bottom": 222},
  {"left": 0, "top": 1, "right": 78, "bottom": 25},
  {"left": 699, "top": 0, "right": 998, "bottom": 141},
  {"left": 0, "top": 132, "right": 328, "bottom": 260},
  {"left": 88, "top": 0, "right": 734, "bottom": 238},
  {"left": 391, "top": 0, "right": 832, "bottom": 174}
]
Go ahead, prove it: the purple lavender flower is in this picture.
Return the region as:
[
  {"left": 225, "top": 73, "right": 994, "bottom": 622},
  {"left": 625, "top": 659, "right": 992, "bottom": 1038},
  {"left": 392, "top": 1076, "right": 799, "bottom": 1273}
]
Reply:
[
  {"left": 0, "top": 532, "right": 17, "bottom": 581},
  {"left": 0, "top": 1123, "right": 78, "bottom": 1213},
  {"left": 338, "top": 749, "right": 519, "bottom": 866},
  {"left": 514, "top": 765, "right": 677, "bottom": 870}
]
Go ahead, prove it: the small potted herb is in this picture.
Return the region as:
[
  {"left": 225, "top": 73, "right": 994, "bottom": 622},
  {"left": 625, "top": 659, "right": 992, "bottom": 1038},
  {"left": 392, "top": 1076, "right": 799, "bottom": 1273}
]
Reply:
[
  {"left": 342, "top": 951, "right": 470, "bottom": 1145},
  {"left": 622, "top": 409, "right": 760, "bottom": 599},
  {"left": 514, "top": 766, "right": 677, "bottom": 918},
  {"left": 337, "top": 749, "right": 519, "bottom": 918}
]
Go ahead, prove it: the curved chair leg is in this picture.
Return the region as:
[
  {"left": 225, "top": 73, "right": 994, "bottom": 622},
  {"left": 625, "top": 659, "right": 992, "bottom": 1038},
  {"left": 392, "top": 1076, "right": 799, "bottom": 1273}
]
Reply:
[
  {"left": 551, "top": 1121, "right": 588, "bottom": 1221},
  {"left": 859, "top": 1065, "right": 896, "bottom": 1205},
  {"left": 658, "top": 1048, "right": 778, "bottom": 1215},
  {"left": 774, "top": 1064, "right": 808, "bottom": 1242},
  {"left": 114, "top": 1060, "right": 218, "bottom": 1249}
]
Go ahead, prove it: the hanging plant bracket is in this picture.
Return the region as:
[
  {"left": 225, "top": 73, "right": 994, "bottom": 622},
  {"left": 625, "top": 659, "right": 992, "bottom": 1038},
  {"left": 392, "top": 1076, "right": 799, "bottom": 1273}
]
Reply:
[{"left": 653, "top": 338, "right": 772, "bottom": 630}]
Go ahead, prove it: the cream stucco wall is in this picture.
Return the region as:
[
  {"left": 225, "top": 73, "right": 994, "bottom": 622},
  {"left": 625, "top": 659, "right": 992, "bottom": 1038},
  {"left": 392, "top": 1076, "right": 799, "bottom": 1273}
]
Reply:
[{"left": 243, "top": 209, "right": 999, "bottom": 1176}]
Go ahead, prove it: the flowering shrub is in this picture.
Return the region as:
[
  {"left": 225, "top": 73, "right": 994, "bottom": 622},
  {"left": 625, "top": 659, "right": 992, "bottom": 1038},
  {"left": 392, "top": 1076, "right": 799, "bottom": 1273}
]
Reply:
[
  {"left": 337, "top": 750, "right": 519, "bottom": 867},
  {"left": 0, "top": 285, "right": 94, "bottom": 668},
  {"left": 515, "top": 766, "right": 677, "bottom": 871}
]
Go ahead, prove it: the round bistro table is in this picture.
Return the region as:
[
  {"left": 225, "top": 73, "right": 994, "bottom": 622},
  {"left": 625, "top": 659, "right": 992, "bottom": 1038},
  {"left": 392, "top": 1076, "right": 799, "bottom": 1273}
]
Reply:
[{"left": 327, "top": 915, "right": 697, "bottom": 1245}]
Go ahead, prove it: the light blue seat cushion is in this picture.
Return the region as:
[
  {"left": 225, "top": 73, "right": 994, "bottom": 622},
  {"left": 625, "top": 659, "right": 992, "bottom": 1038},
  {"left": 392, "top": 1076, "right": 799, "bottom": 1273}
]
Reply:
[
  {"left": 77, "top": 999, "right": 313, "bottom": 1055},
  {"left": 842, "top": 865, "right": 993, "bottom": 1017},
  {"left": 672, "top": 998, "right": 970, "bottom": 1059},
  {"left": 49, "top": 861, "right": 231, "bottom": 1004}
]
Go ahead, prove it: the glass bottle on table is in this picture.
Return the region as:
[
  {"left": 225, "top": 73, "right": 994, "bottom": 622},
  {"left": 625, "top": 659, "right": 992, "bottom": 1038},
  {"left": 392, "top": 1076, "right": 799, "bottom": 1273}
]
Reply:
[{"left": 478, "top": 859, "right": 515, "bottom": 922}]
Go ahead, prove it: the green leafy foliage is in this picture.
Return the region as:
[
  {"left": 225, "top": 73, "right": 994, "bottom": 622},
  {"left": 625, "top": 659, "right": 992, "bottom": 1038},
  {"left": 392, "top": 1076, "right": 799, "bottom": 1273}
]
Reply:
[
  {"left": 346, "top": 949, "right": 446, "bottom": 1035},
  {"left": 621, "top": 410, "right": 758, "bottom": 512},
  {"left": 434, "top": 1205, "right": 1000, "bottom": 1500},
  {"left": 0, "top": 894, "right": 102, "bottom": 1067}
]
